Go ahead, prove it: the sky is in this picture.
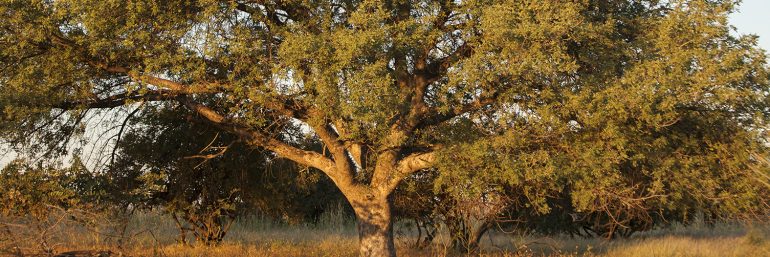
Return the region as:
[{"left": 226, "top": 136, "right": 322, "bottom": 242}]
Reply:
[{"left": 729, "top": 0, "right": 770, "bottom": 52}]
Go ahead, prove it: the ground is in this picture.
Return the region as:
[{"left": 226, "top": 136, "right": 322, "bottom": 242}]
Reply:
[{"left": 2, "top": 211, "right": 769, "bottom": 257}]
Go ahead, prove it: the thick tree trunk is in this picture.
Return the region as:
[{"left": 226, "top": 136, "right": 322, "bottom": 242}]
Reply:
[{"left": 351, "top": 195, "right": 396, "bottom": 257}]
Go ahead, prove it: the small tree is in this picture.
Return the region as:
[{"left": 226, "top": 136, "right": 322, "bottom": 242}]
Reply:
[
  {"left": 393, "top": 170, "right": 511, "bottom": 253},
  {"left": 0, "top": 159, "right": 107, "bottom": 255}
]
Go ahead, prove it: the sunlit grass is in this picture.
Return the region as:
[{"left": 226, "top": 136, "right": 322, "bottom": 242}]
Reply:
[{"left": 2, "top": 210, "right": 768, "bottom": 256}]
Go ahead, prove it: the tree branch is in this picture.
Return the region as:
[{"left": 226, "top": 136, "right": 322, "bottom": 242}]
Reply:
[
  {"left": 396, "top": 151, "right": 436, "bottom": 175},
  {"left": 417, "top": 91, "right": 501, "bottom": 130},
  {"left": 183, "top": 101, "right": 339, "bottom": 180},
  {"left": 384, "top": 151, "right": 437, "bottom": 192},
  {"left": 51, "top": 90, "right": 180, "bottom": 110},
  {"left": 309, "top": 118, "right": 356, "bottom": 186},
  {"left": 110, "top": 103, "right": 143, "bottom": 166},
  {"left": 46, "top": 32, "right": 339, "bottom": 184}
]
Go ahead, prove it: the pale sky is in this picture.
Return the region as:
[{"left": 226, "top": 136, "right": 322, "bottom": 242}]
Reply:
[{"left": 730, "top": 0, "right": 770, "bottom": 52}]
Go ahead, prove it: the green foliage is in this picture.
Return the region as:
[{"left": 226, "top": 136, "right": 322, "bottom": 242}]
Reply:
[
  {"left": 0, "top": 160, "right": 79, "bottom": 218},
  {"left": 428, "top": 0, "right": 770, "bottom": 237},
  {"left": 0, "top": 158, "right": 113, "bottom": 255},
  {"left": 0, "top": 157, "right": 109, "bottom": 217}
]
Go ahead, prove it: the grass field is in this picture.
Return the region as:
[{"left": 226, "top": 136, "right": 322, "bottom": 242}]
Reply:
[{"left": 2, "top": 210, "right": 769, "bottom": 257}]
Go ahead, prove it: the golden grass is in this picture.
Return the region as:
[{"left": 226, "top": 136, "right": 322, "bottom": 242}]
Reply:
[{"left": 2, "top": 211, "right": 769, "bottom": 257}]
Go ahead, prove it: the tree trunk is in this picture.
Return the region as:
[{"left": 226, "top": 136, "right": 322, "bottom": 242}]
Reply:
[
  {"left": 447, "top": 216, "right": 470, "bottom": 252},
  {"left": 351, "top": 195, "right": 396, "bottom": 257},
  {"left": 467, "top": 221, "right": 493, "bottom": 253},
  {"left": 447, "top": 217, "right": 492, "bottom": 254}
]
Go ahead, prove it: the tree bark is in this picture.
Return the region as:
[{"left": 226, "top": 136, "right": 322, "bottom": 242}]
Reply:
[
  {"left": 351, "top": 194, "right": 396, "bottom": 257},
  {"left": 448, "top": 217, "right": 492, "bottom": 254},
  {"left": 467, "top": 221, "right": 493, "bottom": 253}
]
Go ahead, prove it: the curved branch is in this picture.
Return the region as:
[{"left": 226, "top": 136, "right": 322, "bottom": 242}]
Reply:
[
  {"left": 311, "top": 120, "right": 356, "bottom": 185},
  {"left": 110, "top": 103, "right": 143, "bottom": 165},
  {"left": 396, "top": 151, "right": 437, "bottom": 175},
  {"left": 384, "top": 151, "right": 437, "bottom": 192},
  {"left": 183, "top": 101, "right": 340, "bottom": 183},
  {"left": 44, "top": 28, "right": 344, "bottom": 187}
]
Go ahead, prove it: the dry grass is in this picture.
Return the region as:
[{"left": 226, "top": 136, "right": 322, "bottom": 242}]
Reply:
[{"left": 2, "top": 211, "right": 769, "bottom": 257}]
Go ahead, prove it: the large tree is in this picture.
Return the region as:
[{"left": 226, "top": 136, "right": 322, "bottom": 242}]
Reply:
[{"left": 1, "top": 0, "right": 769, "bottom": 256}]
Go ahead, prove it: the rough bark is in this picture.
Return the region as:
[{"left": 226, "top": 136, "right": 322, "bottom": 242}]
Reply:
[{"left": 350, "top": 193, "right": 396, "bottom": 257}]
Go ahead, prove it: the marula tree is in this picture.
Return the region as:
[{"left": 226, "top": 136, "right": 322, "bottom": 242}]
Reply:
[{"left": 1, "top": 1, "right": 769, "bottom": 256}]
